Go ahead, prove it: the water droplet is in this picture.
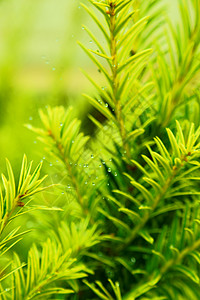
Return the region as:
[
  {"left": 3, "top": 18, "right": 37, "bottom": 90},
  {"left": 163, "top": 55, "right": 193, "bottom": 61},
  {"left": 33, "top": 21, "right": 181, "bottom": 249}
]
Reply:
[
  {"left": 89, "top": 40, "right": 93, "bottom": 43},
  {"left": 91, "top": 154, "right": 94, "bottom": 158},
  {"left": 52, "top": 67, "right": 56, "bottom": 71},
  {"left": 106, "top": 269, "right": 114, "bottom": 278},
  {"left": 82, "top": 27, "right": 85, "bottom": 30},
  {"left": 107, "top": 183, "right": 110, "bottom": 186},
  {"left": 99, "top": 164, "right": 102, "bottom": 168},
  {"left": 114, "top": 172, "right": 117, "bottom": 176},
  {"left": 92, "top": 182, "right": 95, "bottom": 186},
  {"left": 108, "top": 168, "right": 111, "bottom": 172},
  {"left": 61, "top": 192, "right": 64, "bottom": 195},
  {"left": 60, "top": 122, "right": 63, "bottom": 127},
  {"left": 50, "top": 163, "right": 53, "bottom": 166},
  {"left": 67, "top": 184, "right": 71, "bottom": 189},
  {"left": 131, "top": 257, "right": 136, "bottom": 264},
  {"left": 85, "top": 181, "right": 88, "bottom": 185},
  {"left": 105, "top": 103, "right": 108, "bottom": 107},
  {"left": 72, "top": 140, "right": 75, "bottom": 144},
  {"left": 43, "top": 156, "right": 45, "bottom": 160},
  {"left": 109, "top": 158, "right": 112, "bottom": 162}
]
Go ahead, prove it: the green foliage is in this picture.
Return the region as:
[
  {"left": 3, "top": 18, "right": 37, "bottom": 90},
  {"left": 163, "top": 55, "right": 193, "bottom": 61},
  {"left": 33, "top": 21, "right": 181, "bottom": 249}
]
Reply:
[
  {"left": 11, "top": 239, "right": 88, "bottom": 300},
  {"left": 0, "top": 155, "right": 48, "bottom": 256},
  {"left": 1, "top": 0, "right": 200, "bottom": 299}
]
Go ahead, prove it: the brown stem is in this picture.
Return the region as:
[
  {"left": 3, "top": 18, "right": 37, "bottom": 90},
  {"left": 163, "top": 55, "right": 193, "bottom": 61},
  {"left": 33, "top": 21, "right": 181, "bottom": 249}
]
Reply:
[
  {"left": 0, "top": 195, "right": 21, "bottom": 236},
  {"left": 109, "top": 2, "right": 130, "bottom": 158}
]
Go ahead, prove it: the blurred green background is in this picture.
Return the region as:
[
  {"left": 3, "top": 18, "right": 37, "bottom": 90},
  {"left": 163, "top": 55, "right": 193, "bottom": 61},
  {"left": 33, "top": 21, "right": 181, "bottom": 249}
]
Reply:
[{"left": 0, "top": 0, "right": 176, "bottom": 173}]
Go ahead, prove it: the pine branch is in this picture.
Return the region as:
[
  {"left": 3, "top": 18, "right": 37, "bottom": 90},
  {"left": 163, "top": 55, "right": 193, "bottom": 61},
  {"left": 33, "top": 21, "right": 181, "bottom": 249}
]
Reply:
[
  {"left": 80, "top": 0, "right": 153, "bottom": 160},
  {"left": 27, "top": 106, "right": 103, "bottom": 219},
  {"left": 104, "top": 121, "right": 200, "bottom": 251},
  {"left": 108, "top": 1, "right": 130, "bottom": 158},
  {"left": 0, "top": 155, "right": 49, "bottom": 256},
  {"left": 11, "top": 239, "right": 89, "bottom": 300},
  {"left": 154, "top": 0, "right": 200, "bottom": 126}
]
